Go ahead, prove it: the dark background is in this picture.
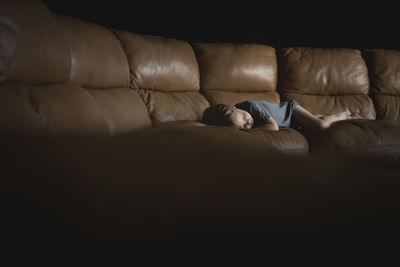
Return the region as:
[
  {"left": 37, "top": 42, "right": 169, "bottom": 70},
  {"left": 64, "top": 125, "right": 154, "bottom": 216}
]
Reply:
[{"left": 42, "top": 0, "right": 399, "bottom": 49}]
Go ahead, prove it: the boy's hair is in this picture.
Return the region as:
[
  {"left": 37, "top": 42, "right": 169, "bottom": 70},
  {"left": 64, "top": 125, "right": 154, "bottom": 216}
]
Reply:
[{"left": 201, "top": 104, "right": 235, "bottom": 126}]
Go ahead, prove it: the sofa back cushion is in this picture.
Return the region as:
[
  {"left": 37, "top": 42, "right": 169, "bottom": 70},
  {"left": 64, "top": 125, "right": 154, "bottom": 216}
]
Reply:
[
  {"left": 193, "top": 43, "right": 279, "bottom": 105},
  {"left": 114, "top": 31, "right": 209, "bottom": 124},
  {"left": 278, "top": 47, "right": 375, "bottom": 119},
  {"left": 363, "top": 49, "right": 400, "bottom": 121},
  {"left": 57, "top": 16, "right": 151, "bottom": 134},
  {"left": 57, "top": 16, "right": 130, "bottom": 89},
  {"left": 86, "top": 88, "right": 151, "bottom": 135},
  {"left": 0, "top": 81, "right": 109, "bottom": 135},
  {"left": 0, "top": 0, "right": 151, "bottom": 135},
  {"left": 0, "top": 79, "right": 151, "bottom": 136},
  {"left": 0, "top": 0, "right": 70, "bottom": 85}
]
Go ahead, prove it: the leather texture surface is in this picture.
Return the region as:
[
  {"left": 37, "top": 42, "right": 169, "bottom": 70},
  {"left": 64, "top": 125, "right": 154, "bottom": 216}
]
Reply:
[
  {"left": 278, "top": 47, "right": 374, "bottom": 119},
  {"left": 0, "top": 81, "right": 151, "bottom": 136},
  {"left": 153, "top": 120, "right": 206, "bottom": 127},
  {"left": 136, "top": 89, "right": 209, "bottom": 123},
  {"left": 193, "top": 43, "right": 278, "bottom": 105},
  {"left": 114, "top": 30, "right": 206, "bottom": 124},
  {"left": 305, "top": 119, "right": 400, "bottom": 164},
  {"left": 0, "top": 0, "right": 399, "bottom": 163},
  {"left": 86, "top": 88, "right": 151, "bottom": 134},
  {"left": 193, "top": 43, "right": 277, "bottom": 92},
  {"left": 0, "top": 81, "right": 109, "bottom": 135},
  {"left": 114, "top": 31, "right": 200, "bottom": 91},
  {"left": 282, "top": 93, "right": 376, "bottom": 119},
  {"left": 372, "top": 95, "right": 400, "bottom": 121},
  {"left": 363, "top": 49, "right": 400, "bottom": 121},
  {"left": 0, "top": 0, "right": 70, "bottom": 84},
  {"left": 203, "top": 90, "right": 280, "bottom": 106},
  {"left": 243, "top": 127, "right": 309, "bottom": 155},
  {"left": 57, "top": 16, "right": 130, "bottom": 89}
]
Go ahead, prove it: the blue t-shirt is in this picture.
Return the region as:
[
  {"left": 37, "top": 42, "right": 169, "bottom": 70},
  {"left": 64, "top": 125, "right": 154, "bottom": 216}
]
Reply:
[{"left": 234, "top": 99, "right": 298, "bottom": 128}]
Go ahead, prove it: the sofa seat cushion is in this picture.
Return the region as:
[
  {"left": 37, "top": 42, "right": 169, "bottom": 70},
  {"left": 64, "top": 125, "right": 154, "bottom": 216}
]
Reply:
[
  {"left": 243, "top": 127, "right": 309, "bottom": 156},
  {"left": 150, "top": 120, "right": 308, "bottom": 155},
  {"left": 153, "top": 120, "right": 206, "bottom": 127},
  {"left": 306, "top": 119, "right": 400, "bottom": 164},
  {"left": 154, "top": 121, "right": 309, "bottom": 155},
  {"left": 154, "top": 121, "right": 308, "bottom": 155}
]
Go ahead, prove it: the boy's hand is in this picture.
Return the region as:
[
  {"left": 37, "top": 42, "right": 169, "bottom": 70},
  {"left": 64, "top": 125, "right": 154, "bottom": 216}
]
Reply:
[{"left": 260, "top": 117, "right": 279, "bottom": 131}]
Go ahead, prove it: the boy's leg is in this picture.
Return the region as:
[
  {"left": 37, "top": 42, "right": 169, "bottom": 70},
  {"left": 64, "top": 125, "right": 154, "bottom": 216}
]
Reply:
[{"left": 293, "top": 105, "right": 350, "bottom": 131}]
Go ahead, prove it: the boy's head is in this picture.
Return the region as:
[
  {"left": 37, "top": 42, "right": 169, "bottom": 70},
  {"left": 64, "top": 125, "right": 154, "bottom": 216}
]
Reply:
[{"left": 201, "top": 104, "right": 254, "bottom": 129}]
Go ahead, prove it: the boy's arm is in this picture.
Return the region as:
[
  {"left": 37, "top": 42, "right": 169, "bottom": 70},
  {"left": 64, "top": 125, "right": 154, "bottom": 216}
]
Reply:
[
  {"left": 259, "top": 117, "right": 279, "bottom": 131},
  {"left": 248, "top": 102, "right": 278, "bottom": 131}
]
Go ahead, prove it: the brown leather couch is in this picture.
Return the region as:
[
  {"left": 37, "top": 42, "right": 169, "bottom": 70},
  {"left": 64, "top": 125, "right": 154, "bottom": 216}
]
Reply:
[
  {"left": 2, "top": 1, "right": 400, "bottom": 265},
  {"left": 2, "top": 0, "right": 400, "bottom": 161}
]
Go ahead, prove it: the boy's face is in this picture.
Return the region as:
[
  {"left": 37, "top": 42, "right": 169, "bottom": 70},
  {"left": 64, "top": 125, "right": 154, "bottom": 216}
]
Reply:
[{"left": 229, "top": 107, "right": 254, "bottom": 129}]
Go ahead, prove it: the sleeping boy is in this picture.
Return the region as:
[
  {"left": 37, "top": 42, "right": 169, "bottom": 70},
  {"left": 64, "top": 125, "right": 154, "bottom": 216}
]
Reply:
[{"left": 201, "top": 99, "right": 360, "bottom": 131}]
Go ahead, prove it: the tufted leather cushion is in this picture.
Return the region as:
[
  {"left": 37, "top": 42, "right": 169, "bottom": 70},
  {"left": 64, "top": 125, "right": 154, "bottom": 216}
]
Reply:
[
  {"left": 363, "top": 49, "right": 400, "bottom": 121},
  {"left": 0, "top": 0, "right": 70, "bottom": 84},
  {"left": 193, "top": 43, "right": 279, "bottom": 105},
  {"left": 278, "top": 47, "right": 375, "bottom": 119},
  {"left": 57, "top": 16, "right": 130, "bottom": 89},
  {"left": 114, "top": 31, "right": 208, "bottom": 123}
]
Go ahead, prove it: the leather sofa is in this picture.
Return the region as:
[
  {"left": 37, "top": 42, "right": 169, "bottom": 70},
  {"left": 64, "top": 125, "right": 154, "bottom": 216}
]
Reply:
[
  {"left": 2, "top": 0, "right": 400, "bottom": 265},
  {"left": 1, "top": 0, "right": 400, "bottom": 161}
]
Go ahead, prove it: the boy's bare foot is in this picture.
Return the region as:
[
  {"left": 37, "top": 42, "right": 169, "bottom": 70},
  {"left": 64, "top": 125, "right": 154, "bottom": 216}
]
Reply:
[{"left": 320, "top": 112, "right": 349, "bottom": 124}]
